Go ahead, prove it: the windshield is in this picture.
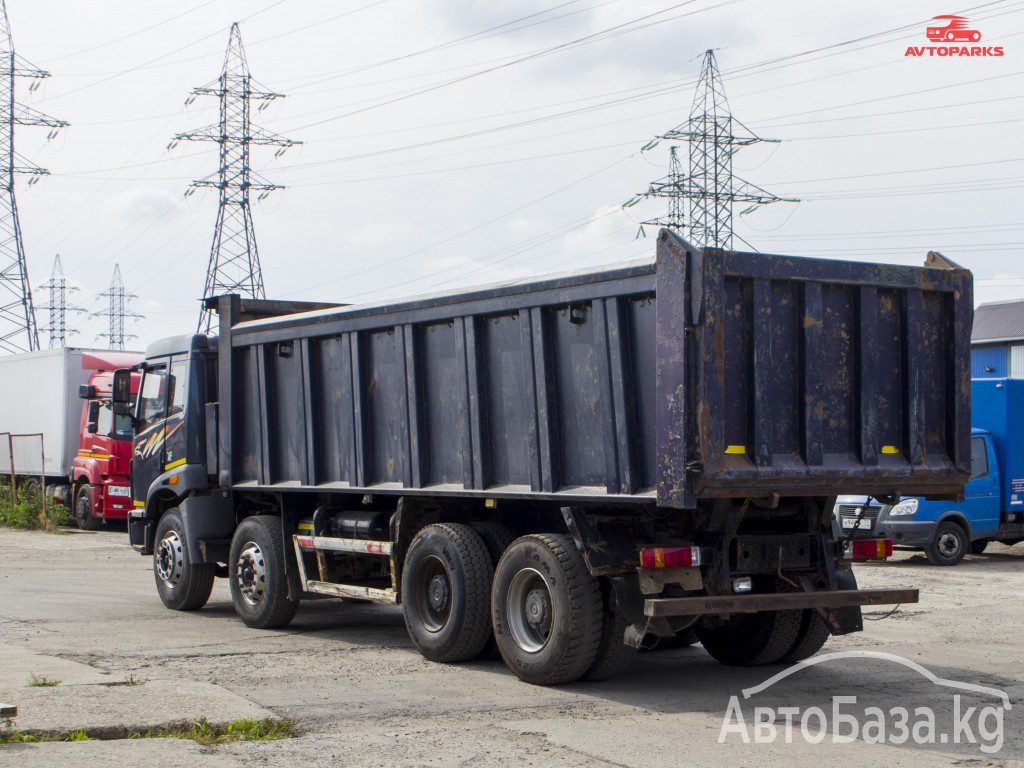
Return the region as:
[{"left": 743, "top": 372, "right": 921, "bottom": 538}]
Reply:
[{"left": 97, "top": 400, "right": 136, "bottom": 441}]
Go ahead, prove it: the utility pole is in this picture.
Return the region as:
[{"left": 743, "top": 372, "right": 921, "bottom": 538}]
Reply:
[
  {"left": 94, "top": 264, "right": 142, "bottom": 351},
  {"left": 172, "top": 22, "right": 298, "bottom": 334},
  {"left": 39, "top": 254, "right": 84, "bottom": 348},
  {"left": 627, "top": 49, "right": 794, "bottom": 249},
  {"left": 0, "top": 0, "right": 67, "bottom": 353}
]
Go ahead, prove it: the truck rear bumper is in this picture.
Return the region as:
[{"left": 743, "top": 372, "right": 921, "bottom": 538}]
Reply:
[
  {"left": 873, "top": 520, "right": 935, "bottom": 548},
  {"left": 644, "top": 588, "right": 919, "bottom": 618}
]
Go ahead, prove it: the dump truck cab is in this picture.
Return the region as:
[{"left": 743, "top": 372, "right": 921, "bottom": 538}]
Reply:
[{"left": 126, "top": 334, "right": 215, "bottom": 552}]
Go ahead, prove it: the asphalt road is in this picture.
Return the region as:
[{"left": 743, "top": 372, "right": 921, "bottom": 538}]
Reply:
[{"left": 1, "top": 526, "right": 1022, "bottom": 767}]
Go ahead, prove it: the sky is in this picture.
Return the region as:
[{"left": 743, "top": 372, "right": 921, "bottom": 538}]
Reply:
[{"left": 4, "top": 0, "right": 1022, "bottom": 349}]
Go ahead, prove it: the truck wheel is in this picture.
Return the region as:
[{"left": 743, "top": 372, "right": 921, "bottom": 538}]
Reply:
[
  {"left": 74, "top": 485, "right": 103, "bottom": 531},
  {"left": 926, "top": 521, "right": 967, "bottom": 566},
  {"left": 470, "top": 521, "right": 517, "bottom": 660},
  {"left": 780, "top": 610, "right": 830, "bottom": 663},
  {"left": 581, "top": 584, "right": 636, "bottom": 682},
  {"left": 697, "top": 609, "right": 802, "bottom": 667},
  {"left": 402, "top": 523, "right": 493, "bottom": 663},
  {"left": 229, "top": 515, "right": 298, "bottom": 629},
  {"left": 492, "top": 534, "right": 602, "bottom": 685},
  {"left": 970, "top": 539, "right": 989, "bottom": 555},
  {"left": 154, "top": 509, "right": 215, "bottom": 611}
]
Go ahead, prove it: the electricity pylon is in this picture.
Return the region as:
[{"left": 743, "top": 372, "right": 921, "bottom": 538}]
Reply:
[
  {"left": 39, "top": 254, "right": 85, "bottom": 348},
  {"left": 94, "top": 264, "right": 142, "bottom": 351},
  {"left": 0, "top": 0, "right": 67, "bottom": 353},
  {"left": 626, "top": 49, "right": 795, "bottom": 249},
  {"left": 172, "top": 22, "right": 298, "bottom": 334}
]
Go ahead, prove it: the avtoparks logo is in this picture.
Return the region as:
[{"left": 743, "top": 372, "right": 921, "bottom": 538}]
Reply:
[
  {"left": 905, "top": 15, "right": 1004, "bottom": 56},
  {"left": 718, "top": 651, "right": 1010, "bottom": 754}
]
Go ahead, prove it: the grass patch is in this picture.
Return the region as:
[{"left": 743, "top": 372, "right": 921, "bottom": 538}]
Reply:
[
  {"left": 0, "top": 717, "right": 296, "bottom": 746},
  {"left": 0, "top": 480, "right": 68, "bottom": 531},
  {"left": 132, "top": 717, "right": 295, "bottom": 745},
  {"left": 0, "top": 728, "right": 89, "bottom": 744},
  {"left": 27, "top": 674, "right": 61, "bottom": 688}
]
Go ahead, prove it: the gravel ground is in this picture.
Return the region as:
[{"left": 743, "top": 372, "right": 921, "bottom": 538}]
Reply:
[{"left": 1, "top": 526, "right": 1022, "bottom": 767}]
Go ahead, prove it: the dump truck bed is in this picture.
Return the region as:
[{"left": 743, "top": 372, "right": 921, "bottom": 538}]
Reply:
[{"left": 214, "top": 230, "right": 972, "bottom": 508}]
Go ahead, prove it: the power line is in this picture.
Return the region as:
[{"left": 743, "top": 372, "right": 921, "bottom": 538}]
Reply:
[
  {"left": 38, "top": 254, "right": 85, "bottom": 348},
  {"left": 94, "top": 264, "right": 142, "bottom": 350},
  {"left": 0, "top": 0, "right": 67, "bottom": 354},
  {"left": 173, "top": 22, "right": 299, "bottom": 334},
  {"left": 627, "top": 49, "right": 795, "bottom": 248}
]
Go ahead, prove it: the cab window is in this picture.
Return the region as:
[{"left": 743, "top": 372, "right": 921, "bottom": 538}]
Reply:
[
  {"left": 137, "top": 365, "right": 168, "bottom": 433},
  {"left": 969, "top": 437, "right": 989, "bottom": 480},
  {"left": 168, "top": 358, "right": 188, "bottom": 416},
  {"left": 96, "top": 403, "right": 112, "bottom": 437}
]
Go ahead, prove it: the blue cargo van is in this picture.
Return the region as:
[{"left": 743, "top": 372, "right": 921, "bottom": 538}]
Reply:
[{"left": 838, "top": 379, "right": 1024, "bottom": 565}]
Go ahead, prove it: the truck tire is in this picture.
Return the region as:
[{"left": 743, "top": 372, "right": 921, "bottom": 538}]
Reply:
[
  {"left": 581, "top": 585, "right": 636, "bottom": 681},
  {"left": 492, "top": 534, "right": 602, "bottom": 685},
  {"left": 74, "top": 485, "right": 103, "bottom": 531},
  {"left": 470, "top": 521, "right": 517, "bottom": 660},
  {"left": 970, "top": 539, "right": 989, "bottom": 555},
  {"left": 926, "top": 521, "right": 967, "bottom": 566},
  {"left": 154, "top": 508, "right": 215, "bottom": 611},
  {"left": 780, "top": 610, "right": 831, "bottom": 663},
  {"left": 229, "top": 515, "right": 298, "bottom": 629},
  {"left": 697, "top": 609, "right": 802, "bottom": 667},
  {"left": 402, "top": 523, "right": 493, "bottom": 663}
]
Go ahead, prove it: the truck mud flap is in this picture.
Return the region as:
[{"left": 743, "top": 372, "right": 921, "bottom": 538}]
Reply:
[{"left": 643, "top": 588, "right": 919, "bottom": 618}]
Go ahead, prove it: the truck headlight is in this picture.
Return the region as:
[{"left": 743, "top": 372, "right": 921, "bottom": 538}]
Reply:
[{"left": 888, "top": 498, "right": 919, "bottom": 517}]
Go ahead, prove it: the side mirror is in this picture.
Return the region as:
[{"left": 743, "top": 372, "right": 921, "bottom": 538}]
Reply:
[
  {"left": 112, "top": 368, "right": 132, "bottom": 405},
  {"left": 86, "top": 401, "right": 100, "bottom": 433}
]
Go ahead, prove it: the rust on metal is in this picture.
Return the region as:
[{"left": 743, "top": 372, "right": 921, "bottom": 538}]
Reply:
[{"left": 643, "top": 587, "right": 919, "bottom": 618}]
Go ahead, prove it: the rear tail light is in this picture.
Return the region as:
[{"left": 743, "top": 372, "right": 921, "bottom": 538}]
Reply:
[
  {"left": 848, "top": 538, "right": 894, "bottom": 560},
  {"left": 640, "top": 546, "right": 702, "bottom": 569}
]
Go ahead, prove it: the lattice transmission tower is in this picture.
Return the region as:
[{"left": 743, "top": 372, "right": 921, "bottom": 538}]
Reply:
[
  {"left": 0, "top": 0, "right": 67, "bottom": 353},
  {"left": 627, "top": 49, "right": 794, "bottom": 249},
  {"left": 94, "top": 264, "right": 142, "bottom": 351},
  {"left": 172, "top": 22, "right": 298, "bottom": 334},
  {"left": 39, "top": 254, "right": 84, "bottom": 348}
]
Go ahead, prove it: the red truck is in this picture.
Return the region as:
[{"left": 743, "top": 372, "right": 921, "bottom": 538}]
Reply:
[{"left": 0, "top": 348, "right": 141, "bottom": 529}]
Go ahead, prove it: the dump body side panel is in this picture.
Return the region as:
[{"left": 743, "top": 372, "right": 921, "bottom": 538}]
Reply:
[{"left": 216, "top": 231, "right": 972, "bottom": 506}]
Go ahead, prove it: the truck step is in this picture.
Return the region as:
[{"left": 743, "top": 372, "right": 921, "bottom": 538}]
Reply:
[{"left": 304, "top": 580, "right": 397, "bottom": 603}]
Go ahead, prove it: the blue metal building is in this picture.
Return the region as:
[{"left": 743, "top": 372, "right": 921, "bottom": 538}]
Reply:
[{"left": 972, "top": 299, "right": 1024, "bottom": 379}]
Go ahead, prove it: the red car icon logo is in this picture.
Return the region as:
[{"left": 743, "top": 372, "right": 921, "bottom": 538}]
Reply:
[{"left": 926, "top": 15, "right": 982, "bottom": 42}]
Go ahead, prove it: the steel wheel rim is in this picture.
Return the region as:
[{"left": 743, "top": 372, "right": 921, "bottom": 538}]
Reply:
[
  {"left": 156, "top": 530, "right": 184, "bottom": 586},
  {"left": 506, "top": 567, "right": 553, "bottom": 654},
  {"left": 937, "top": 531, "right": 961, "bottom": 558},
  {"left": 236, "top": 542, "right": 267, "bottom": 606},
  {"left": 413, "top": 554, "right": 452, "bottom": 632}
]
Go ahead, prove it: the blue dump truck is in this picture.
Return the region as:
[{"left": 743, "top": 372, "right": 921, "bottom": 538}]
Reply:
[
  {"left": 837, "top": 378, "right": 1024, "bottom": 565},
  {"left": 113, "top": 231, "right": 973, "bottom": 684}
]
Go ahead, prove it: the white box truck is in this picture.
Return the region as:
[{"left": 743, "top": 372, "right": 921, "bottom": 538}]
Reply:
[{"left": 0, "top": 348, "right": 141, "bottom": 529}]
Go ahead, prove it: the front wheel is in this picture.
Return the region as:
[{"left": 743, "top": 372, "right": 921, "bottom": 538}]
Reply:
[
  {"left": 492, "top": 534, "right": 602, "bottom": 685},
  {"left": 926, "top": 521, "right": 967, "bottom": 566},
  {"left": 74, "top": 485, "right": 103, "bottom": 531},
  {"left": 970, "top": 539, "right": 989, "bottom": 555},
  {"left": 229, "top": 515, "right": 298, "bottom": 628},
  {"left": 154, "top": 509, "right": 215, "bottom": 611}
]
